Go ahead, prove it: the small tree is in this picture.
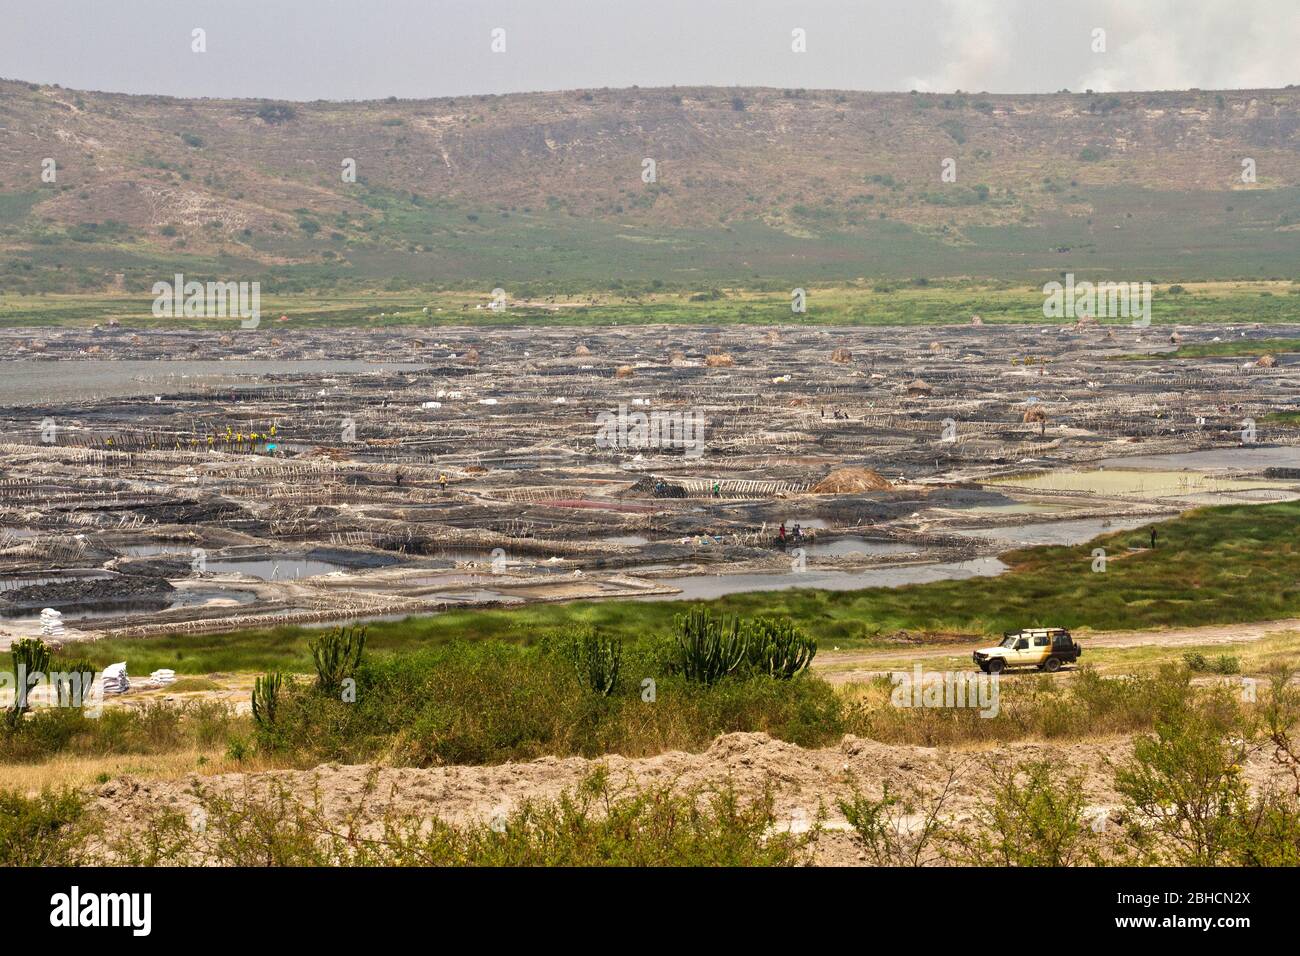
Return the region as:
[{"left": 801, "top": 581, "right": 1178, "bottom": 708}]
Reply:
[{"left": 1114, "top": 685, "right": 1252, "bottom": 865}]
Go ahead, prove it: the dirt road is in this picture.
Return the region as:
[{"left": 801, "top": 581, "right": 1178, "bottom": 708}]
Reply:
[{"left": 814, "top": 617, "right": 1300, "bottom": 684}]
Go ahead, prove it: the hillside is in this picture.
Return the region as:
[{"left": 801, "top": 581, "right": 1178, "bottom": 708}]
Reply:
[{"left": 1, "top": 79, "right": 1299, "bottom": 292}]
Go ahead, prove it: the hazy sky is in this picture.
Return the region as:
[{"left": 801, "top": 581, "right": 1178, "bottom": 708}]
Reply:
[{"left": 2, "top": 0, "right": 1296, "bottom": 100}]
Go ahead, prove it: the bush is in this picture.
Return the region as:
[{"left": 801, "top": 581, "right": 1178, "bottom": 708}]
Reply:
[
  {"left": 120, "top": 768, "right": 814, "bottom": 867},
  {"left": 0, "top": 700, "right": 238, "bottom": 763},
  {"left": 839, "top": 770, "right": 957, "bottom": 866},
  {"left": 1114, "top": 680, "right": 1251, "bottom": 865},
  {"left": 256, "top": 103, "right": 297, "bottom": 124},
  {"left": 1212, "top": 655, "right": 1241, "bottom": 675},
  {"left": 253, "top": 640, "right": 844, "bottom": 766},
  {"left": 962, "top": 761, "right": 1100, "bottom": 866},
  {"left": 0, "top": 789, "right": 95, "bottom": 866}
]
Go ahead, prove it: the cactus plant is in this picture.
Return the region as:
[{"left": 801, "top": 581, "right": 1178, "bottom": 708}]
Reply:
[
  {"left": 745, "top": 617, "right": 816, "bottom": 679},
  {"left": 6, "top": 638, "right": 52, "bottom": 727},
  {"left": 251, "top": 671, "right": 283, "bottom": 727},
  {"left": 568, "top": 630, "right": 622, "bottom": 696},
  {"left": 309, "top": 624, "right": 366, "bottom": 697},
  {"left": 673, "top": 607, "right": 746, "bottom": 685}
]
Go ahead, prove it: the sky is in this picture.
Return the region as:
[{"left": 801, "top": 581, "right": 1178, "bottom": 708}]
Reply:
[{"left": 0, "top": 0, "right": 1296, "bottom": 101}]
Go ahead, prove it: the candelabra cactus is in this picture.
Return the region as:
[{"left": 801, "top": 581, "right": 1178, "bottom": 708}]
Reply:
[
  {"left": 674, "top": 607, "right": 747, "bottom": 685},
  {"left": 6, "top": 638, "right": 52, "bottom": 727},
  {"left": 309, "top": 624, "right": 366, "bottom": 697},
  {"left": 745, "top": 617, "right": 816, "bottom": 679},
  {"left": 569, "top": 630, "right": 622, "bottom": 696},
  {"left": 252, "top": 671, "right": 283, "bottom": 727}
]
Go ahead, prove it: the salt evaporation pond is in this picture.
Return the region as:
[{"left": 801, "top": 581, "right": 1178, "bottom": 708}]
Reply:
[
  {"left": 950, "top": 516, "right": 1152, "bottom": 547},
  {"left": 645, "top": 557, "right": 1007, "bottom": 601}
]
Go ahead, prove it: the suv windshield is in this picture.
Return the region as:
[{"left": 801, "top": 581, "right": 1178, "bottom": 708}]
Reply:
[{"left": 999, "top": 634, "right": 1020, "bottom": 648}]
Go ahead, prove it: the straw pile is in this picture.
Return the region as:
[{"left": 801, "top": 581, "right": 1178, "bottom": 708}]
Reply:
[
  {"left": 704, "top": 353, "right": 734, "bottom": 368},
  {"left": 831, "top": 347, "right": 852, "bottom": 363},
  {"left": 811, "top": 467, "right": 892, "bottom": 494}
]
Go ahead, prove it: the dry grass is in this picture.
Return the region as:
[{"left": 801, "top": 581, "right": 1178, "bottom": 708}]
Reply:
[{"left": 0, "top": 746, "right": 285, "bottom": 793}]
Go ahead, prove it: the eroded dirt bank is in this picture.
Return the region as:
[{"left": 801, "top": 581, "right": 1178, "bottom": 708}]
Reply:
[{"left": 90, "top": 732, "right": 1151, "bottom": 865}]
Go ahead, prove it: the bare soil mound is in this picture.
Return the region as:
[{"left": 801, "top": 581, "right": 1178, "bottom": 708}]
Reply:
[{"left": 89, "top": 732, "right": 1141, "bottom": 866}]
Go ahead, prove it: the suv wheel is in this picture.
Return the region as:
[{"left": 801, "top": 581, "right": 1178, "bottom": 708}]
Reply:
[
  {"left": 1044, "top": 657, "right": 1062, "bottom": 673},
  {"left": 987, "top": 659, "right": 1005, "bottom": 674}
]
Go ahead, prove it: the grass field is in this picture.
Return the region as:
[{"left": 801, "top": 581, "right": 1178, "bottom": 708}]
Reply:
[
  {"left": 82, "top": 501, "right": 1300, "bottom": 675},
  {"left": 2, "top": 280, "right": 1298, "bottom": 330}
]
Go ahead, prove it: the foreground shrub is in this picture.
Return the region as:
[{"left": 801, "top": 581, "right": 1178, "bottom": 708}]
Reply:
[
  {"left": 838, "top": 767, "right": 961, "bottom": 866},
  {"left": 1114, "top": 678, "right": 1253, "bottom": 865},
  {"left": 125, "top": 768, "right": 814, "bottom": 867},
  {"left": 960, "top": 761, "right": 1100, "bottom": 866},
  {"left": 0, "top": 789, "right": 95, "bottom": 866}
]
